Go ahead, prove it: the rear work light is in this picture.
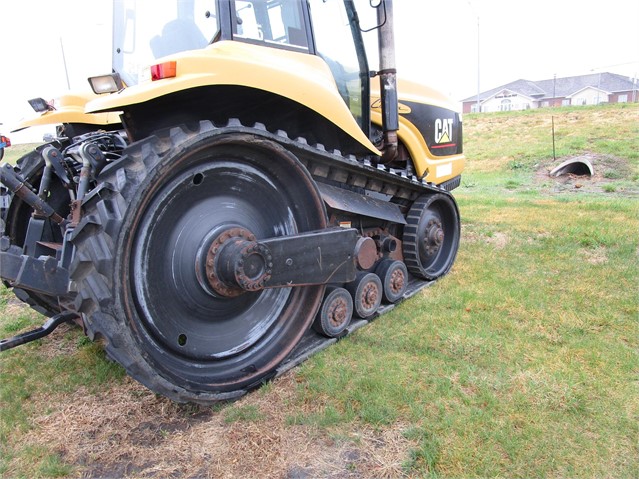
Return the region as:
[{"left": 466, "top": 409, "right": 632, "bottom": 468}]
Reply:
[
  {"left": 151, "top": 61, "right": 177, "bottom": 81},
  {"left": 88, "top": 73, "right": 124, "bottom": 94},
  {"left": 28, "top": 97, "right": 55, "bottom": 113}
]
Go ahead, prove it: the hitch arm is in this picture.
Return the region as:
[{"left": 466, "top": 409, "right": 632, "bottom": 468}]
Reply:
[
  {"left": 0, "top": 311, "right": 79, "bottom": 352},
  {"left": 0, "top": 163, "right": 67, "bottom": 225}
]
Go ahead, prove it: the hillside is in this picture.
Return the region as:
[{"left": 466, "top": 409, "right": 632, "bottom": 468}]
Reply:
[{"left": 461, "top": 103, "right": 639, "bottom": 195}]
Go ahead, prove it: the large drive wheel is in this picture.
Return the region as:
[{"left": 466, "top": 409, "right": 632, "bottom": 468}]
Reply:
[
  {"left": 403, "top": 193, "right": 460, "bottom": 280},
  {"left": 1, "top": 149, "right": 69, "bottom": 316},
  {"left": 70, "top": 122, "right": 326, "bottom": 403}
]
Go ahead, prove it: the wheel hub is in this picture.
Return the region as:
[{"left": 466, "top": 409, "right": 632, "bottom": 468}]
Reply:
[
  {"left": 389, "top": 268, "right": 406, "bottom": 295},
  {"left": 424, "top": 218, "right": 444, "bottom": 255},
  {"left": 327, "top": 296, "right": 349, "bottom": 328},
  {"left": 203, "top": 226, "right": 276, "bottom": 297},
  {"left": 361, "top": 282, "right": 379, "bottom": 309},
  {"left": 203, "top": 226, "right": 254, "bottom": 297}
]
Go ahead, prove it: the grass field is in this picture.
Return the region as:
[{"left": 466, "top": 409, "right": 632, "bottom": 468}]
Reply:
[{"left": 1, "top": 103, "right": 638, "bottom": 478}]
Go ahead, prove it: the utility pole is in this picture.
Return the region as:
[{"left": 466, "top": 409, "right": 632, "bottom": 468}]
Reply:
[
  {"left": 60, "top": 37, "right": 71, "bottom": 90},
  {"left": 467, "top": 1, "right": 480, "bottom": 113}
]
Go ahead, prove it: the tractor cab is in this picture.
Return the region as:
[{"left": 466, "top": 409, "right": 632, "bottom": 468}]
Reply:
[{"left": 110, "top": 0, "right": 371, "bottom": 139}]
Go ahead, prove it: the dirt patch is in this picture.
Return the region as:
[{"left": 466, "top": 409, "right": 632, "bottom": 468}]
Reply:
[
  {"left": 462, "top": 227, "right": 509, "bottom": 250},
  {"left": 579, "top": 247, "right": 608, "bottom": 265},
  {"left": 17, "top": 374, "right": 417, "bottom": 478},
  {"left": 535, "top": 153, "right": 636, "bottom": 194}
]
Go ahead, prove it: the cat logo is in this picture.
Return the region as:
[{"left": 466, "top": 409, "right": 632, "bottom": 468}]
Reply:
[{"left": 433, "top": 118, "right": 455, "bottom": 148}]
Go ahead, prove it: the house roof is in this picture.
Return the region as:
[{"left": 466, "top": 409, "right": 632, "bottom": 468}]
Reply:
[{"left": 462, "top": 72, "right": 638, "bottom": 103}]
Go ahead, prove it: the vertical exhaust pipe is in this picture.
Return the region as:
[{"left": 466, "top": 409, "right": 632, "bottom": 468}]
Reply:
[{"left": 377, "top": 0, "right": 399, "bottom": 163}]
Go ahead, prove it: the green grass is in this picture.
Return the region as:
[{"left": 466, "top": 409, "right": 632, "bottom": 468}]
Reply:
[
  {"left": 1, "top": 104, "right": 638, "bottom": 477},
  {"left": 292, "top": 193, "right": 638, "bottom": 477},
  {"left": 0, "top": 287, "right": 126, "bottom": 477},
  {"left": 1, "top": 143, "right": 41, "bottom": 165}
]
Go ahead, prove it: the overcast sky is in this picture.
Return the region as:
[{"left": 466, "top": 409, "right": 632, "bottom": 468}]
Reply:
[{"left": 1, "top": 0, "right": 637, "bottom": 143}]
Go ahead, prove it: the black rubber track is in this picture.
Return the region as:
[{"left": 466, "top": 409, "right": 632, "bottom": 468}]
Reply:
[{"left": 68, "top": 121, "right": 328, "bottom": 403}]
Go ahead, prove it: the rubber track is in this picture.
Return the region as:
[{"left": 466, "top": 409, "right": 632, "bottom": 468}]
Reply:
[
  {"left": 68, "top": 119, "right": 443, "bottom": 404},
  {"left": 402, "top": 195, "right": 431, "bottom": 277}
]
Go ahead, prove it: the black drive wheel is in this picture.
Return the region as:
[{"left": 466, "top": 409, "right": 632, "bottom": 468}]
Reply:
[
  {"left": 346, "top": 272, "right": 382, "bottom": 319},
  {"left": 1, "top": 149, "right": 69, "bottom": 316},
  {"left": 70, "top": 122, "right": 327, "bottom": 403},
  {"left": 403, "top": 193, "right": 460, "bottom": 280},
  {"left": 312, "top": 286, "right": 353, "bottom": 338},
  {"left": 375, "top": 259, "right": 408, "bottom": 303}
]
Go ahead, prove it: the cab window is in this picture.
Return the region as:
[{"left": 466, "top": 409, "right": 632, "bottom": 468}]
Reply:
[
  {"left": 233, "top": 0, "right": 309, "bottom": 50},
  {"left": 308, "top": 0, "right": 366, "bottom": 127}
]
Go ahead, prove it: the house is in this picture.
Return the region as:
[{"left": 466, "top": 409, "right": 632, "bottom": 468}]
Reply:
[{"left": 462, "top": 72, "right": 638, "bottom": 113}]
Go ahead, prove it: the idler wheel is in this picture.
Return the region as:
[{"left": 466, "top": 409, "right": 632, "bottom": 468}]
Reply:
[
  {"left": 346, "top": 272, "right": 382, "bottom": 318},
  {"left": 403, "top": 193, "right": 460, "bottom": 280},
  {"left": 312, "top": 286, "right": 353, "bottom": 338}
]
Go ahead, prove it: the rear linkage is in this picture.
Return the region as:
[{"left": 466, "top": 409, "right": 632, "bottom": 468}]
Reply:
[{"left": 0, "top": 132, "right": 126, "bottom": 350}]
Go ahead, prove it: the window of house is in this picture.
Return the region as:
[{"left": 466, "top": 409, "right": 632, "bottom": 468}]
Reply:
[
  {"left": 541, "top": 101, "right": 549, "bottom": 107},
  {"left": 500, "top": 99, "right": 512, "bottom": 111},
  {"left": 562, "top": 99, "right": 570, "bottom": 106},
  {"left": 618, "top": 94, "right": 628, "bottom": 103}
]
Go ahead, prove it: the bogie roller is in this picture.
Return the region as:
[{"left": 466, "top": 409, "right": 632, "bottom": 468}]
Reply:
[
  {"left": 312, "top": 286, "right": 354, "bottom": 338},
  {"left": 347, "top": 272, "right": 383, "bottom": 319},
  {"left": 375, "top": 259, "right": 409, "bottom": 303}
]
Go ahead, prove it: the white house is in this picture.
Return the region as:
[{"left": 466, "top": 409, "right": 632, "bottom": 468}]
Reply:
[{"left": 462, "top": 72, "right": 638, "bottom": 113}]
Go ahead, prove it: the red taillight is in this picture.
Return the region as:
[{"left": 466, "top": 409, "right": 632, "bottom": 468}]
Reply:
[
  {"left": 1, "top": 136, "right": 9, "bottom": 147},
  {"left": 151, "top": 61, "right": 177, "bottom": 81}
]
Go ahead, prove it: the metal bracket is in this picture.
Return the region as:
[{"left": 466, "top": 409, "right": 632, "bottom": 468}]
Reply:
[{"left": 0, "top": 311, "right": 78, "bottom": 352}]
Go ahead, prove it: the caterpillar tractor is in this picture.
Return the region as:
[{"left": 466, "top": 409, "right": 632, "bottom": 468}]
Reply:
[{"left": 0, "top": 0, "right": 464, "bottom": 403}]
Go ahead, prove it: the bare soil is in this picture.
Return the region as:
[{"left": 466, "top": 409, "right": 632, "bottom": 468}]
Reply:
[
  {"left": 534, "top": 153, "right": 636, "bottom": 195},
  {"left": 13, "top": 365, "right": 416, "bottom": 478}
]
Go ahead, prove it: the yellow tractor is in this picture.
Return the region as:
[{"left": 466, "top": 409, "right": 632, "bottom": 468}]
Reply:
[{"left": 1, "top": 0, "right": 464, "bottom": 403}]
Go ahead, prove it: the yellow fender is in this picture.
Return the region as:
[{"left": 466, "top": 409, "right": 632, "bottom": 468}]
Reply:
[
  {"left": 371, "top": 78, "right": 465, "bottom": 183},
  {"left": 86, "top": 41, "right": 380, "bottom": 156},
  {"left": 11, "top": 92, "right": 120, "bottom": 132}
]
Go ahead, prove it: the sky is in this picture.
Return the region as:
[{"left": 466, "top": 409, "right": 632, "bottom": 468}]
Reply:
[{"left": 0, "top": 0, "right": 637, "bottom": 143}]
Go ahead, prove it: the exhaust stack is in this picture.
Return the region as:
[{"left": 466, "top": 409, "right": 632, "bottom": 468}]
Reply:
[{"left": 377, "top": 0, "right": 399, "bottom": 163}]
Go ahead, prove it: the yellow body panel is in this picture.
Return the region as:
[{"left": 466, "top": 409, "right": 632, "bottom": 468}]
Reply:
[
  {"left": 11, "top": 92, "right": 120, "bottom": 133},
  {"left": 86, "top": 41, "right": 380, "bottom": 155},
  {"left": 371, "top": 79, "right": 465, "bottom": 183}
]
